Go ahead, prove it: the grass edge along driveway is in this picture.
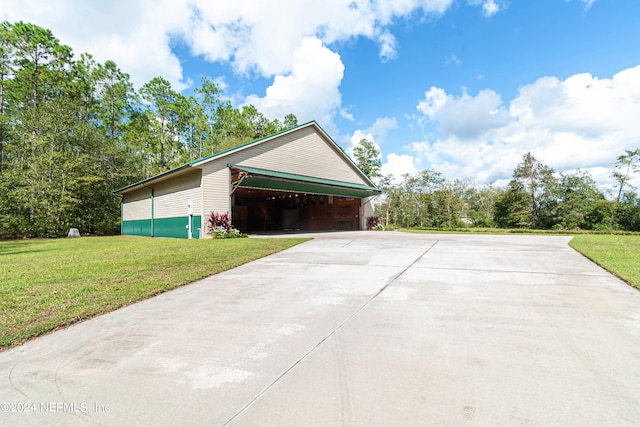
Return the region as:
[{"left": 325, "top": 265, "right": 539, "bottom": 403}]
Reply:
[
  {"left": 0, "top": 236, "right": 308, "bottom": 350},
  {"left": 569, "top": 234, "right": 640, "bottom": 291}
]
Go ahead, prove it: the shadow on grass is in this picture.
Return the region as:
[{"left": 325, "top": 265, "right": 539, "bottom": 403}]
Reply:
[{"left": 0, "top": 241, "right": 49, "bottom": 256}]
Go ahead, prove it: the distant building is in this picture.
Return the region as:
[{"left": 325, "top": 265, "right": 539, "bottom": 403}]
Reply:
[{"left": 115, "top": 121, "right": 380, "bottom": 238}]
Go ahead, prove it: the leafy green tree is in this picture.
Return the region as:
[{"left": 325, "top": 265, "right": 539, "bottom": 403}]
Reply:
[
  {"left": 195, "top": 76, "right": 223, "bottom": 155},
  {"left": 212, "top": 100, "right": 248, "bottom": 151},
  {"left": 612, "top": 149, "right": 640, "bottom": 203},
  {"left": 510, "top": 152, "right": 557, "bottom": 228},
  {"left": 397, "top": 170, "right": 446, "bottom": 227},
  {"left": 123, "top": 109, "right": 154, "bottom": 177},
  {"left": 494, "top": 180, "right": 531, "bottom": 228},
  {"left": 592, "top": 148, "right": 640, "bottom": 231},
  {"left": 616, "top": 192, "right": 640, "bottom": 231},
  {"left": 552, "top": 170, "right": 604, "bottom": 229},
  {"left": 0, "top": 22, "right": 76, "bottom": 236},
  {"left": 0, "top": 21, "right": 142, "bottom": 237},
  {"left": 0, "top": 22, "right": 17, "bottom": 174},
  {"left": 463, "top": 184, "right": 499, "bottom": 227},
  {"left": 10, "top": 22, "right": 72, "bottom": 110},
  {"left": 374, "top": 174, "right": 394, "bottom": 226},
  {"left": 179, "top": 95, "right": 209, "bottom": 161},
  {"left": 240, "top": 105, "right": 272, "bottom": 138},
  {"left": 71, "top": 54, "right": 101, "bottom": 125},
  {"left": 98, "top": 60, "right": 135, "bottom": 146},
  {"left": 353, "top": 138, "right": 382, "bottom": 179},
  {"left": 375, "top": 170, "right": 472, "bottom": 229},
  {"left": 429, "top": 179, "right": 466, "bottom": 228},
  {"left": 140, "top": 77, "right": 187, "bottom": 172},
  {"left": 283, "top": 113, "right": 298, "bottom": 129}
]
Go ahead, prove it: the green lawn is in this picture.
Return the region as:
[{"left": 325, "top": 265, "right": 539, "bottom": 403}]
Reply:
[
  {"left": 0, "top": 236, "right": 308, "bottom": 350},
  {"left": 570, "top": 234, "right": 640, "bottom": 290}
]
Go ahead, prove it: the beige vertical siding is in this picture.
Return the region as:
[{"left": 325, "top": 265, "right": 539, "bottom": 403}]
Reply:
[
  {"left": 199, "top": 126, "right": 371, "bottom": 186},
  {"left": 122, "top": 170, "right": 202, "bottom": 221},
  {"left": 122, "top": 188, "right": 152, "bottom": 221},
  {"left": 153, "top": 170, "right": 202, "bottom": 219},
  {"left": 199, "top": 174, "right": 206, "bottom": 233},
  {"left": 200, "top": 162, "right": 231, "bottom": 217}
]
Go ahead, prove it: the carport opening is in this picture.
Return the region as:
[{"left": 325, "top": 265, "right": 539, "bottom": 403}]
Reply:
[{"left": 232, "top": 187, "right": 361, "bottom": 233}]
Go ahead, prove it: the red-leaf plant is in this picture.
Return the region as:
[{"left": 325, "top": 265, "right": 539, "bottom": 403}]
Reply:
[{"left": 208, "top": 211, "right": 233, "bottom": 233}]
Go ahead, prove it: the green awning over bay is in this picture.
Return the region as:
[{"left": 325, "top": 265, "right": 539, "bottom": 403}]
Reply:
[{"left": 229, "top": 164, "right": 381, "bottom": 198}]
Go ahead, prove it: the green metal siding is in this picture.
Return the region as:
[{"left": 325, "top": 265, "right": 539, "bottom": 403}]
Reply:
[
  {"left": 154, "top": 217, "right": 187, "bottom": 238},
  {"left": 122, "top": 216, "right": 201, "bottom": 239},
  {"left": 122, "top": 219, "right": 152, "bottom": 236},
  {"left": 191, "top": 216, "right": 202, "bottom": 239}
]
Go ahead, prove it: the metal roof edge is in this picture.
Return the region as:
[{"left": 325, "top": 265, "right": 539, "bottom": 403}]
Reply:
[{"left": 228, "top": 163, "right": 381, "bottom": 192}]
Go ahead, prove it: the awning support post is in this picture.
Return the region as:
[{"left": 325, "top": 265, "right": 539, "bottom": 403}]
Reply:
[{"left": 231, "top": 171, "right": 248, "bottom": 194}]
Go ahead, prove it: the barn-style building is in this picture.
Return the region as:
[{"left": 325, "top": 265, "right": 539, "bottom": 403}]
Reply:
[{"left": 115, "top": 121, "right": 381, "bottom": 238}]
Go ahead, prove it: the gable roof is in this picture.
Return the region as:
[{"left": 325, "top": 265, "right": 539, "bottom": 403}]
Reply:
[{"left": 115, "top": 121, "right": 378, "bottom": 195}]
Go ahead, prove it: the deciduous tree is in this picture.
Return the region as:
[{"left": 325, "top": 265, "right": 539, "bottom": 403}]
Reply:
[
  {"left": 353, "top": 138, "right": 381, "bottom": 178},
  {"left": 510, "top": 152, "right": 557, "bottom": 227},
  {"left": 613, "top": 148, "right": 640, "bottom": 203}
]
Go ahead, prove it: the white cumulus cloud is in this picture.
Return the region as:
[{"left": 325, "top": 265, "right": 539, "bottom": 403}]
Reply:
[
  {"left": 482, "top": 0, "right": 500, "bottom": 16},
  {"left": 0, "top": 0, "right": 192, "bottom": 89},
  {"left": 417, "top": 87, "right": 510, "bottom": 139},
  {"left": 244, "top": 37, "right": 345, "bottom": 125},
  {"left": 347, "top": 117, "right": 398, "bottom": 157},
  {"left": 408, "top": 65, "right": 640, "bottom": 189},
  {"left": 378, "top": 30, "right": 398, "bottom": 62},
  {"left": 0, "top": 0, "right": 493, "bottom": 127},
  {"left": 417, "top": 87, "right": 449, "bottom": 119},
  {"left": 381, "top": 153, "right": 421, "bottom": 183}
]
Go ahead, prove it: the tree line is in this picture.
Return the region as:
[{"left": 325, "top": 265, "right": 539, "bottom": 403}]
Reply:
[
  {"left": 2, "top": 21, "right": 637, "bottom": 238},
  {"left": 352, "top": 138, "right": 640, "bottom": 232},
  {"left": 0, "top": 21, "right": 297, "bottom": 237}
]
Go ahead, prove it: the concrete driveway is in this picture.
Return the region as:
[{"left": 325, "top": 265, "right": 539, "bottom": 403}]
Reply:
[{"left": 1, "top": 232, "right": 639, "bottom": 426}]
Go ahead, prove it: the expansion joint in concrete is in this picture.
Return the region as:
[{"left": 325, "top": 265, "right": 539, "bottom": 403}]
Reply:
[{"left": 222, "top": 240, "right": 439, "bottom": 426}]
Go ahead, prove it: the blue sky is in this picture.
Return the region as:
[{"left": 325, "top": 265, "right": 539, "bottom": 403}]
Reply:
[{"left": 2, "top": 0, "right": 639, "bottom": 190}]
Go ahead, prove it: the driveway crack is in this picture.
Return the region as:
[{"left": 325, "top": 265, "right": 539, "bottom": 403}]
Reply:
[
  {"left": 221, "top": 240, "right": 438, "bottom": 426},
  {"left": 8, "top": 364, "right": 30, "bottom": 399}
]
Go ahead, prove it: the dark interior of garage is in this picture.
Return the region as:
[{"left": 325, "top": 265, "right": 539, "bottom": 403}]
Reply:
[{"left": 232, "top": 187, "right": 361, "bottom": 232}]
